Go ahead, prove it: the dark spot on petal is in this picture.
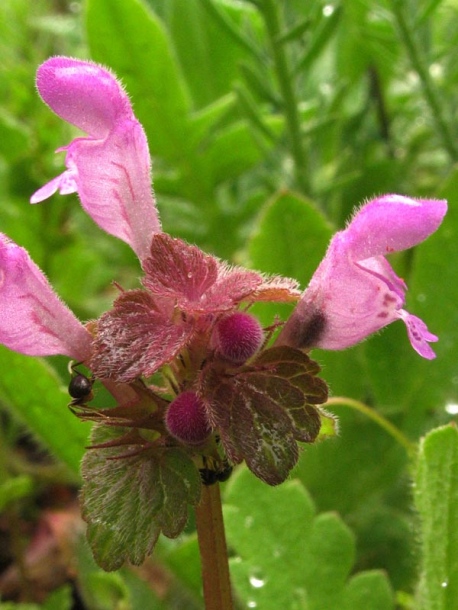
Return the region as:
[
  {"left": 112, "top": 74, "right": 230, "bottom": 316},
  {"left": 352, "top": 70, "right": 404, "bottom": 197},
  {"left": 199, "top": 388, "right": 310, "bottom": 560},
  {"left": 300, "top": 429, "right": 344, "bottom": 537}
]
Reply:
[
  {"left": 294, "top": 310, "right": 327, "bottom": 349},
  {"left": 383, "top": 293, "right": 397, "bottom": 305}
]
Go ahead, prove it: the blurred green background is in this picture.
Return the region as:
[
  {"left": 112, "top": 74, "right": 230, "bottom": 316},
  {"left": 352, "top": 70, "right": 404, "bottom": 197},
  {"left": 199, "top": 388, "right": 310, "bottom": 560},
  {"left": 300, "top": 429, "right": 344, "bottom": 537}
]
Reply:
[{"left": 1, "top": 1, "right": 458, "bottom": 609}]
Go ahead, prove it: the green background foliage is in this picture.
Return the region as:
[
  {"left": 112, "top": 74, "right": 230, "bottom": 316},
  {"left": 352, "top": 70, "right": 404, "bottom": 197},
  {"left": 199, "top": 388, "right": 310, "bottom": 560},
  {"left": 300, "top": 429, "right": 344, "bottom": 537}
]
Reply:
[{"left": 1, "top": 0, "right": 458, "bottom": 608}]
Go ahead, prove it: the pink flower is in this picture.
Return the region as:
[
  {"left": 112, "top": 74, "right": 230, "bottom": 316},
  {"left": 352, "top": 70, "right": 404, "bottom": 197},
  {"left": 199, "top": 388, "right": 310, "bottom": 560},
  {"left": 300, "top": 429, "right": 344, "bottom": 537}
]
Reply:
[
  {"left": 0, "top": 234, "right": 91, "bottom": 360},
  {"left": 30, "top": 56, "right": 160, "bottom": 262},
  {"left": 276, "top": 195, "right": 447, "bottom": 359},
  {"left": 1, "top": 56, "right": 162, "bottom": 367}
]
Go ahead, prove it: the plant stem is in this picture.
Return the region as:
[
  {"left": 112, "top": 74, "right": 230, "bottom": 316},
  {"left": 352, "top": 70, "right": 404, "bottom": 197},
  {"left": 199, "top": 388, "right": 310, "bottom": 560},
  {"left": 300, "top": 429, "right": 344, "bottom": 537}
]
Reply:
[
  {"left": 325, "top": 396, "right": 417, "bottom": 460},
  {"left": 195, "top": 483, "right": 234, "bottom": 610},
  {"left": 390, "top": 0, "right": 458, "bottom": 160},
  {"left": 260, "top": 0, "right": 310, "bottom": 193}
]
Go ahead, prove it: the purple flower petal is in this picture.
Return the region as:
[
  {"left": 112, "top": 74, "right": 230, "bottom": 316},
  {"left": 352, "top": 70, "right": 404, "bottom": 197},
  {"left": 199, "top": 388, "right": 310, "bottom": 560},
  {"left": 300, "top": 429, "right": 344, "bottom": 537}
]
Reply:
[
  {"left": 277, "top": 195, "right": 447, "bottom": 358},
  {"left": 347, "top": 194, "right": 447, "bottom": 259},
  {"left": 0, "top": 234, "right": 92, "bottom": 360},
  {"left": 398, "top": 311, "right": 438, "bottom": 360},
  {"left": 30, "top": 57, "right": 160, "bottom": 261}
]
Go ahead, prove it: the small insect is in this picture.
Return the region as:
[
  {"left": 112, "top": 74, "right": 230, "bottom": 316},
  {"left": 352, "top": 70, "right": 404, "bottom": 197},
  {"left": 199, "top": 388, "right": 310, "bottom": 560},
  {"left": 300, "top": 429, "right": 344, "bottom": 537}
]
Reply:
[
  {"left": 199, "top": 458, "right": 233, "bottom": 486},
  {"left": 68, "top": 361, "right": 94, "bottom": 407}
]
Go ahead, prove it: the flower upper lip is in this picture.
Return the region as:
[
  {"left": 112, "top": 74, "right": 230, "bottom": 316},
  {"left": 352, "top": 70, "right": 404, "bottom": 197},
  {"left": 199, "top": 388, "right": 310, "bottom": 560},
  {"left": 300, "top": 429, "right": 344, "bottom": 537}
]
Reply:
[{"left": 30, "top": 56, "right": 161, "bottom": 262}]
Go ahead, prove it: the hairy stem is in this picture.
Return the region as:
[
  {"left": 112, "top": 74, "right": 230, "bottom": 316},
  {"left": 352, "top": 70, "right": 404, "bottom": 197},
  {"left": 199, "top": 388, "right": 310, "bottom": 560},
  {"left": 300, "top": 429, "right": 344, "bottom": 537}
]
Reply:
[
  {"left": 390, "top": 0, "right": 458, "bottom": 160},
  {"left": 326, "top": 396, "right": 416, "bottom": 459},
  {"left": 260, "top": 0, "right": 310, "bottom": 193},
  {"left": 195, "top": 483, "right": 234, "bottom": 610}
]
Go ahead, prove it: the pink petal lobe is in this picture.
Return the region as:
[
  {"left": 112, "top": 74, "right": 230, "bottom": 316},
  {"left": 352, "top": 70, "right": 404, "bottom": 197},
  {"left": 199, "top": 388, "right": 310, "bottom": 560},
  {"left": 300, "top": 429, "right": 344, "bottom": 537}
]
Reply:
[
  {"left": 0, "top": 235, "right": 92, "bottom": 360},
  {"left": 30, "top": 168, "right": 78, "bottom": 204},
  {"left": 31, "top": 57, "right": 160, "bottom": 261},
  {"left": 398, "top": 311, "right": 438, "bottom": 359},
  {"left": 35, "top": 57, "right": 131, "bottom": 138},
  {"left": 347, "top": 195, "right": 447, "bottom": 260}
]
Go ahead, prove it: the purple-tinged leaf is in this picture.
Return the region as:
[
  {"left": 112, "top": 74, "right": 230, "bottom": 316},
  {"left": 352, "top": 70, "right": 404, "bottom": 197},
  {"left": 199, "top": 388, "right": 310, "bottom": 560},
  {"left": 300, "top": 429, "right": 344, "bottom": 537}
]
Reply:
[
  {"left": 201, "top": 346, "right": 328, "bottom": 485},
  {"left": 142, "top": 234, "right": 300, "bottom": 316},
  {"left": 91, "top": 289, "right": 193, "bottom": 382}
]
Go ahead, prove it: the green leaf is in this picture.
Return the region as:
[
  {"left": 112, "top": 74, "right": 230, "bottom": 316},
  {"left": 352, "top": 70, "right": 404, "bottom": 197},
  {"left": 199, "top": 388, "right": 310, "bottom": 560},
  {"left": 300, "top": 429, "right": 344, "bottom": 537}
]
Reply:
[
  {"left": 296, "top": 6, "right": 342, "bottom": 74},
  {"left": 86, "top": 0, "right": 191, "bottom": 161},
  {"left": 399, "top": 169, "right": 458, "bottom": 414},
  {"left": 248, "top": 190, "right": 333, "bottom": 287},
  {"left": 158, "top": 0, "right": 262, "bottom": 108},
  {"left": 188, "top": 93, "right": 236, "bottom": 147},
  {"left": 204, "top": 118, "right": 281, "bottom": 185},
  {"left": 247, "top": 189, "right": 333, "bottom": 328},
  {"left": 0, "top": 347, "right": 91, "bottom": 476},
  {"left": 0, "top": 475, "right": 34, "bottom": 512},
  {"left": 224, "top": 467, "right": 394, "bottom": 610},
  {"left": 42, "top": 586, "right": 73, "bottom": 610},
  {"left": 342, "top": 572, "right": 395, "bottom": 610},
  {"left": 293, "top": 406, "right": 407, "bottom": 515},
  {"left": 81, "top": 424, "right": 201, "bottom": 571},
  {"left": 0, "top": 586, "right": 73, "bottom": 610},
  {"left": 163, "top": 536, "right": 202, "bottom": 601},
  {"left": 75, "top": 535, "right": 165, "bottom": 610},
  {"left": 0, "top": 108, "right": 29, "bottom": 160},
  {"left": 121, "top": 569, "right": 167, "bottom": 610},
  {"left": 415, "top": 425, "right": 458, "bottom": 610}
]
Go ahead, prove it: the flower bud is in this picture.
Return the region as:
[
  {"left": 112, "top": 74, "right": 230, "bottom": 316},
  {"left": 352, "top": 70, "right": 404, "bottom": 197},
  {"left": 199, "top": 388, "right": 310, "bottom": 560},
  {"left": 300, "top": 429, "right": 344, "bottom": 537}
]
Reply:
[
  {"left": 213, "top": 312, "right": 264, "bottom": 363},
  {"left": 165, "top": 391, "right": 212, "bottom": 445}
]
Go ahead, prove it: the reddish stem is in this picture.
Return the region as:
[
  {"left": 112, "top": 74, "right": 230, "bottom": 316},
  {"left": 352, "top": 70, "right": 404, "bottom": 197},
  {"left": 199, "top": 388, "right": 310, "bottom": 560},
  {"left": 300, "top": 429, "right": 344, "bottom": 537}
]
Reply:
[{"left": 195, "top": 483, "right": 234, "bottom": 610}]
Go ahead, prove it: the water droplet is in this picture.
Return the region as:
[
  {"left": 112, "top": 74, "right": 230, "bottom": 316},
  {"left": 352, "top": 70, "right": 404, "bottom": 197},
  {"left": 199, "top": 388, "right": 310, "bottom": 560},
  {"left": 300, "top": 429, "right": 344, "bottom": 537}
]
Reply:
[
  {"left": 445, "top": 403, "right": 458, "bottom": 415},
  {"left": 249, "top": 574, "right": 266, "bottom": 589},
  {"left": 429, "top": 63, "right": 443, "bottom": 79},
  {"left": 323, "top": 4, "right": 334, "bottom": 17},
  {"left": 247, "top": 601, "right": 257, "bottom": 608},
  {"left": 293, "top": 587, "right": 308, "bottom": 605},
  {"left": 416, "top": 293, "right": 426, "bottom": 303},
  {"left": 187, "top": 272, "right": 193, "bottom": 278},
  {"left": 442, "top": 580, "right": 448, "bottom": 588}
]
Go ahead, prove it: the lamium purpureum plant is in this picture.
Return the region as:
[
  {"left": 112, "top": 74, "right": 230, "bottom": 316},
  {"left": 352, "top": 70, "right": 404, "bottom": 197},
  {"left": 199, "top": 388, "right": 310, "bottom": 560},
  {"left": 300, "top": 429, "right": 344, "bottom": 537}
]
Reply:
[{"left": 0, "top": 57, "right": 447, "bottom": 606}]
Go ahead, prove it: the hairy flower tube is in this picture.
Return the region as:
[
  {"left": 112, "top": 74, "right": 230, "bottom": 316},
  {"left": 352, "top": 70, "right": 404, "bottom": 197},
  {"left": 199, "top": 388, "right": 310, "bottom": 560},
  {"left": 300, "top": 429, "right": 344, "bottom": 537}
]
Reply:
[
  {"left": 277, "top": 195, "right": 447, "bottom": 359},
  {"left": 0, "top": 57, "right": 447, "bottom": 569}
]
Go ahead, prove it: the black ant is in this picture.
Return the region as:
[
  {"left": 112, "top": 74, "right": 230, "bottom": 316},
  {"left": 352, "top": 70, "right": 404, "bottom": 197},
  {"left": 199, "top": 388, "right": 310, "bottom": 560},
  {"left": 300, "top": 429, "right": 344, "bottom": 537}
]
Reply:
[{"left": 68, "top": 361, "right": 94, "bottom": 407}]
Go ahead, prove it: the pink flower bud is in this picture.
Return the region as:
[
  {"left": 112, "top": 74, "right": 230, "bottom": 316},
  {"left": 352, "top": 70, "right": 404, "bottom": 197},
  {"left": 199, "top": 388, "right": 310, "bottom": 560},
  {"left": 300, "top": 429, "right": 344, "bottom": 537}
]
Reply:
[
  {"left": 165, "top": 391, "right": 212, "bottom": 445},
  {"left": 213, "top": 312, "right": 264, "bottom": 363}
]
